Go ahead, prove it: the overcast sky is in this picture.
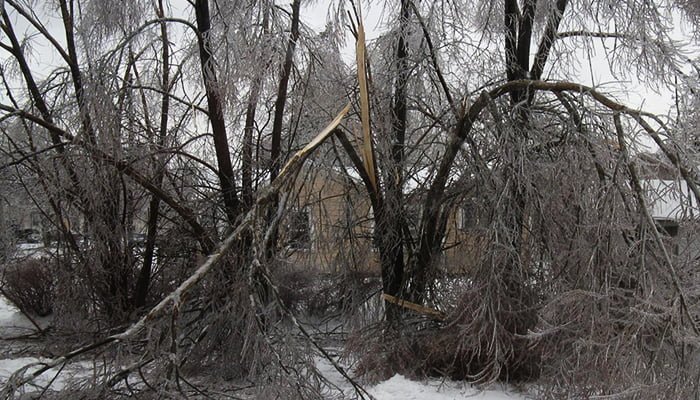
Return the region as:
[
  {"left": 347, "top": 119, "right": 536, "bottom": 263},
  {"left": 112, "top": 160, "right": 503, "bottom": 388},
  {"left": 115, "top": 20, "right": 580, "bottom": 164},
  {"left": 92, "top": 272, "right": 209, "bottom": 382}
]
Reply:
[
  {"left": 2, "top": 1, "right": 688, "bottom": 119},
  {"left": 303, "top": 2, "right": 688, "bottom": 118}
]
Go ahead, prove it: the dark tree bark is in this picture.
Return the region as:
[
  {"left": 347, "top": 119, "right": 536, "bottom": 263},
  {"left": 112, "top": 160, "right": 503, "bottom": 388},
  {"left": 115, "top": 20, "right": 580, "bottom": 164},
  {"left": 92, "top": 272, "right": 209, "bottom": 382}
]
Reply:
[
  {"left": 194, "top": 0, "right": 241, "bottom": 225},
  {"left": 384, "top": 0, "right": 410, "bottom": 307},
  {"left": 269, "top": 0, "right": 301, "bottom": 183},
  {"left": 531, "top": 0, "right": 569, "bottom": 81},
  {"left": 59, "top": 0, "right": 95, "bottom": 145},
  {"left": 242, "top": 81, "right": 261, "bottom": 209},
  {"left": 264, "top": 0, "right": 301, "bottom": 263},
  {"left": 504, "top": 0, "right": 520, "bottom": 83},
  {"left": 134, "top": 0, "right": 171, "bottom": 309}
]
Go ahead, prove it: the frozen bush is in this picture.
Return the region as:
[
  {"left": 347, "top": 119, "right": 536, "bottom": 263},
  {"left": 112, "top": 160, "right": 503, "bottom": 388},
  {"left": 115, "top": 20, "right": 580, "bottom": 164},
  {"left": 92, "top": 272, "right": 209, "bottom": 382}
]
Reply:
[{"left": 1, "top": 258, "right": 55, "bottom": 316}]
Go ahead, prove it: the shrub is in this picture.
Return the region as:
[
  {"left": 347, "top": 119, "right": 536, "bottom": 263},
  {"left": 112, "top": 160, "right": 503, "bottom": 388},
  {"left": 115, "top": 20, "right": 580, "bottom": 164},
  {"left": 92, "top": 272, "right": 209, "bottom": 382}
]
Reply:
[{"left": 1, "top": 258, "right": 55, "bottom": 316}]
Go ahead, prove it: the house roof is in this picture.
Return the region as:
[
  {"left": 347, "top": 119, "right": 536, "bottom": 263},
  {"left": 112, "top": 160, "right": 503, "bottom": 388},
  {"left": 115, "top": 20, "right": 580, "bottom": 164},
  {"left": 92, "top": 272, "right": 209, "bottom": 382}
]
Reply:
[{"left": 636, "top": 151, "right": 678, "bottom": 180}]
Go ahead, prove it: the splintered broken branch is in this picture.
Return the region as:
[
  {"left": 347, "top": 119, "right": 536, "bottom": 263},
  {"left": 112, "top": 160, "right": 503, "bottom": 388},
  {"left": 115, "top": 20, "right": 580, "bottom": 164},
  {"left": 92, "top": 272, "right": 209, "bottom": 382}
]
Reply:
[
  {"left": 355, "top": 13, "right": 378, "bottom": 193},
  {"left": 381, "top": 293, "right": 446, "bottom": 320},
  {"left": 117, "top": 101, "right": 349, "bottom": 342}
]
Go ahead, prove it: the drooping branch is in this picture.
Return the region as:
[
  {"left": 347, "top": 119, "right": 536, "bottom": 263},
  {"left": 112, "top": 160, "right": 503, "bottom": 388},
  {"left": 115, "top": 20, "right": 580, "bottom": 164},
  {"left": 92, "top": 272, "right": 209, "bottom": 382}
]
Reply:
[
  {"left": 415, "top": 79, "right": 700, "bottom": 306},
  {"left": 614, "top": 113, "right": 699, "bottom": 335},
  {"left": 435, "top": 79, "right": 685, "bottom": 202},
  {"left": 554, "top": 91, "right": 608, "bottom": 182},
  {"left": 633, "top": 116, "right": 700, "bottom": 208}
]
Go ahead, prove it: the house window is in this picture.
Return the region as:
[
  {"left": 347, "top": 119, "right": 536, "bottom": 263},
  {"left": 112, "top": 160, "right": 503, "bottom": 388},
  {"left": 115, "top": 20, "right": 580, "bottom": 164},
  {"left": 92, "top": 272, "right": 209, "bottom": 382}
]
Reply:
[
  {"left": 287, "top": 209, "right": 311, "bottom": 250},
  {"left": 31, "top": 212, "right": 42, "bottom": 230},
  {"left": 656, "top": 219, "right": 679, "bottom": 237},
  {"left": 459, "top": 201, "right": 479, "bottom": 231},
  {"left": 457, "top": 198, "right": 489, "bottom": 231}
]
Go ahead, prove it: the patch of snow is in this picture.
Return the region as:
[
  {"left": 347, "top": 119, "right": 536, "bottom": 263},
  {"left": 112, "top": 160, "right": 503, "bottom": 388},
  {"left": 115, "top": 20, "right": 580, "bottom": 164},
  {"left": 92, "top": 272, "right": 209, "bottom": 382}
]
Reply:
[
  {"left": 15, "top": 243, "right": 43, "bottom": 250},
  {"left": 8, "top": 244, "right": 56, "bottom": 260},
  {"left": 0, "top": 297, "right": 529, "bottom": 398},
  {"left": 315, "top": 356, "right": 528, "bottom": 400},
  {"left": 0, "top": 295, "right": 40, "bottom": 337},
  {"left": 0, "top": 296, "right": 45, "bottom": 338},
  {"left": 0, "top": 297, "right": 88, "bottom": 395},
  {"left": 0, "top": 357, "right": 92, "bottom": 391},
  {"left": 368, "top": 374, "right": 525, "bottom": 400}
]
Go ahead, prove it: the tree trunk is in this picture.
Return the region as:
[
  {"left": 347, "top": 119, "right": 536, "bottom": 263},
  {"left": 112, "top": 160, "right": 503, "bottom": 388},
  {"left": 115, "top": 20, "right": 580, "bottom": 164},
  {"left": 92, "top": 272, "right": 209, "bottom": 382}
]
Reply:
[
  {"left": 60, "top": 0, "right": 132, "bottom": 320},
  {"left": 264, "top": 0, "right": 301, "bottom": 262},
  {"left": 377, "top": 0, "right": 412, "bottom": 317},
  {"left": 134, "top": 0, "right": 170, "bottom": 309},
  {"left": 242, "top": 82, "right": 260, "bottom": 209},
  {"left": 269, "top": 0, "right": 301, "bottom": 183},
  {"left": 194, "top": 0, "right": 241, "bottom": 225}
]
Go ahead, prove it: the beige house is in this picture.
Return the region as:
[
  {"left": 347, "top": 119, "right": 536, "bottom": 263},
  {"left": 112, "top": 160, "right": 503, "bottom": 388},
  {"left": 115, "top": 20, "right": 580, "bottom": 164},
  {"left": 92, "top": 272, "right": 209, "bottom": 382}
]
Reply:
[
  {"left": 279, "top": 167, "right": 379, "bottom": 273},
  {"left": 278, "top": 167, "right": 485, "bottom": 275}
]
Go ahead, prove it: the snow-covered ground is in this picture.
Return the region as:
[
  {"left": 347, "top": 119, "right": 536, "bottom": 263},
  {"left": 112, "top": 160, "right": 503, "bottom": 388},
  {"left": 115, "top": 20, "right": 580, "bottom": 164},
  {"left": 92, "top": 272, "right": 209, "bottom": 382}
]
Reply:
[
  {"left": 0, "top": 293, "right": 41, "bottom": 337},
  {"left": 0, "top": 296, "right": 92, "bottom": 392},
  {"left": 368, "top": 375, "right": 525, "bottom": 400},
  {"left": 0, "top": 295, "right": 527, "bottom": 398},
  {"left": 0, "top": 357, "right": 93, "bottom": 392},
  {"left": 316, "top": 356, "right": 528, "bottom": 400},
  {"left": 11, "top": 243, "right": 54, "bottom": 260}
]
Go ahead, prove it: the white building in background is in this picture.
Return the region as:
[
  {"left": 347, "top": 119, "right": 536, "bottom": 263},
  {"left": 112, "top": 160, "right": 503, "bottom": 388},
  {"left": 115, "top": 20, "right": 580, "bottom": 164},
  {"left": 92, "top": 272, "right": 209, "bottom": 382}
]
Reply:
[
  {"left": 635, "top": 149, "right": 699, "bottom": 236},
  {"left": 645, "top": 178, "right": 699, "bottom": 236},
  {"left": 635, "top": 149, "right": 700, "bottom": 265}
]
